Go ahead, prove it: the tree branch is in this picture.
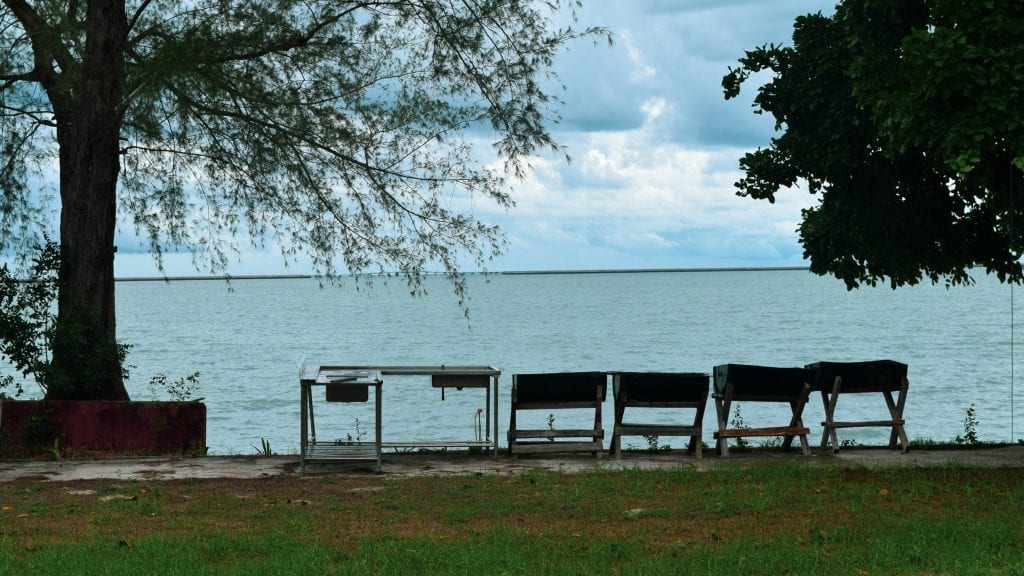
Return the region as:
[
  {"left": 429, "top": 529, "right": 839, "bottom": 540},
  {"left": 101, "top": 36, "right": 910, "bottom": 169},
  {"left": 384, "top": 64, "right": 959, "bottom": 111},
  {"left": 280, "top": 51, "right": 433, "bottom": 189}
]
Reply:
[
  {"left": 126, "top": 0, "right": 156, "bottom": 36},
  {"left": 3, "top": 0, "right": 76, "bottom": 91},
  {"left": 1, "top": 102, "right": 57, "bottom": 126},
  {"left": 0, "top": 72, "right": 37, "bottom": 84},
  {"left": 207, "top": 13, "right": 345, "bottom": 65}
]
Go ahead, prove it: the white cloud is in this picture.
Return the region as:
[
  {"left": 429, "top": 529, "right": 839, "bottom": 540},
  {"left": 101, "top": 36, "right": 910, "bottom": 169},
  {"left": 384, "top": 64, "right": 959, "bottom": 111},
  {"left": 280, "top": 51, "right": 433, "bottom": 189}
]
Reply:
[
  {"left": 640, "top": 97, "right": 669, "bottom": 124},
  {"left": 489, "top": 88, "right": 818, "bottom": 271},
  {"left": 620, "top": 30, "right": 657, "bottom": 81},
  {"left": 480, "top": 0, "right": 837, "bottom": 271},
  {"left": 111, "top": 0, "right": 835, "bottom": 277},
  {"left": 605, "top": 230, "right": 678, "bottom": 251}
]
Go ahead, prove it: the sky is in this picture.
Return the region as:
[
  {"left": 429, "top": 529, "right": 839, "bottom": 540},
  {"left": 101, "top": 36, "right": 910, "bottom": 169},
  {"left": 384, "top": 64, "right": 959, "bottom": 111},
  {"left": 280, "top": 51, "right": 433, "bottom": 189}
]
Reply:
[{"left": 114, "top": 0, "right": 838, "bottom": 277}]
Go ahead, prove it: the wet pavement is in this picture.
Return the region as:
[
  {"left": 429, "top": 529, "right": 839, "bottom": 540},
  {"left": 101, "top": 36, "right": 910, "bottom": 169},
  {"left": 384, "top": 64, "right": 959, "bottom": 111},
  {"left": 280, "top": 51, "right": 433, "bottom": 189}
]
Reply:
[{"left": 2, "top": 445, "right": 1023, "bottom": 482}]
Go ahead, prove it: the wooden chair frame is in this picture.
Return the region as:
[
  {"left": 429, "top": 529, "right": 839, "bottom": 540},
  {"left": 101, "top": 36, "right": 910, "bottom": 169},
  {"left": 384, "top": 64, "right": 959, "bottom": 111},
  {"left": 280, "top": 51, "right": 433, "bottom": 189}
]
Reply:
[
  {"left": 610, "top": 372, "right": 709, "bottom": 459},
  {"left": 507, "top": 372, "right": 607, "bottom": 459},
  {"left": 712, "top": 364, "right": 812, "bottom": 457},
  {"left": 807, "top": 361, "right": 910, "bottom": 453}
]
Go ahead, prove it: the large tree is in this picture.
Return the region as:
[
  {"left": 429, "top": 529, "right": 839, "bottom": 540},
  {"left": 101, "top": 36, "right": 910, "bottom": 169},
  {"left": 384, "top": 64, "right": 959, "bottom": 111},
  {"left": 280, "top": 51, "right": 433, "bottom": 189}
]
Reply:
[
  {"left": 1, "top": 0, "right": 602, "bottom": 400},
  {"left": 723, "top": 0, "right": 1024, "bottom": 289}
]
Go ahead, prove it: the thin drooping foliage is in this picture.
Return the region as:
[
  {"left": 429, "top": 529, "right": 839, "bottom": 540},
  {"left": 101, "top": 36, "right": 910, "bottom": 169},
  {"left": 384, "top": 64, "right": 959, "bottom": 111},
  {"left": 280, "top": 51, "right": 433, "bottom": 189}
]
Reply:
[{"left": 0, "top": 1, "right": 606, "bottom": 399}]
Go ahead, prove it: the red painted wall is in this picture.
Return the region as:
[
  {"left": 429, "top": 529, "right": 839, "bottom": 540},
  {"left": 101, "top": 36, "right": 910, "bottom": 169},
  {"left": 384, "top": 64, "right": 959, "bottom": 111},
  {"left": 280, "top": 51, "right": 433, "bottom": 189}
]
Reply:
[{"left": 0, "top": 401, "right": 206, "bottom": 458}]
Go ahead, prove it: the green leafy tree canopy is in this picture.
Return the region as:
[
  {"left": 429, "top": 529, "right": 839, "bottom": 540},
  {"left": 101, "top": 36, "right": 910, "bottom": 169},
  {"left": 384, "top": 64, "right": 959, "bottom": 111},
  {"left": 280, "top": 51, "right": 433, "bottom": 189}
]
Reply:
[{"left": 723, "top": 0, "right": 1024, "bottom": 288}]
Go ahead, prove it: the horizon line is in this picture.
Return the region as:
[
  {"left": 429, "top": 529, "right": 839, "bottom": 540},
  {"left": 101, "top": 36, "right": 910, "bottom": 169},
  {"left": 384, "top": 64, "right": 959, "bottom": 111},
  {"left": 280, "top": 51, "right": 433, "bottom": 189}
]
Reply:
[{"left": 114, "top": 266, "right": 811, "bottom": 282}]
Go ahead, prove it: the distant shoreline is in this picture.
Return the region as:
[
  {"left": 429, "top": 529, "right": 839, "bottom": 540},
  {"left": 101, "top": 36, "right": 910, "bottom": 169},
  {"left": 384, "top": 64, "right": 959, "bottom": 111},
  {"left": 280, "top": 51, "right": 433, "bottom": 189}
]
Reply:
[
  {"left": 114, "top": 266, "right": 810, "bottom": 282},
  {"left": 497, "top": 266, "right": 809, "bottom": 275}
]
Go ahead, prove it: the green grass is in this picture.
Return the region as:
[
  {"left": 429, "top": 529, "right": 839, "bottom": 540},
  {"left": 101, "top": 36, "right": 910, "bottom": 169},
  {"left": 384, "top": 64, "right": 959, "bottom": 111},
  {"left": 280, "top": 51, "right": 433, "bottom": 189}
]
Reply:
[{"left": 2, "top": 462, "right": 1024, "bottom": 574}]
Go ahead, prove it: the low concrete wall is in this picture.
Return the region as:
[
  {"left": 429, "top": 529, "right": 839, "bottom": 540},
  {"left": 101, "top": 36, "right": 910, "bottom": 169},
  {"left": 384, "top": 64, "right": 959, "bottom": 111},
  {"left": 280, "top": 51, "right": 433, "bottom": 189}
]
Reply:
[{"left": 0, "top": 400, "right": 206, "bottom": 458}]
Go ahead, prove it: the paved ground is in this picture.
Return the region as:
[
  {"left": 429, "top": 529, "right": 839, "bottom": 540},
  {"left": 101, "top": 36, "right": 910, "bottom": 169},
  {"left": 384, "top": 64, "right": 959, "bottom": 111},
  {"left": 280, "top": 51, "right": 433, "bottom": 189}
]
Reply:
[{"left": 2, "top": 445, "right": 1023, "bottom": 482}]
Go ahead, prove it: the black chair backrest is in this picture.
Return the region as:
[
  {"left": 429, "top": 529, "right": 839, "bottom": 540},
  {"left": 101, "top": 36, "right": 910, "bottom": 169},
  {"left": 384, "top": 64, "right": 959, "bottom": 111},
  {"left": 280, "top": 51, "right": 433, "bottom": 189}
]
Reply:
[
  {"left": 616, "top": 372, "right": 708, "bottom": 402},
  {"left": 513, "top": 372, "right": 607, "bottom": 403},
  {"left": 805, "top": 360, "right": 908, "bottom": 391},
  {"left": 713, "top": 364, "right": 811, "bottom": 398}
]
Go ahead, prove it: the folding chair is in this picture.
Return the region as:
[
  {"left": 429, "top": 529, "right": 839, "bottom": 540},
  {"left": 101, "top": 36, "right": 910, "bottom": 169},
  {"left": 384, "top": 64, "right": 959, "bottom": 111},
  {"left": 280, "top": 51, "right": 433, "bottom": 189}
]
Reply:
[
  {"left": 507, "top": 371, "right": 607, "bottom": 459},
  {"left": 712, "top": 364, "right": 812, "bottom": 457},
  {"left": 610, "top": 372, "right": 709, "bottom": 459},
  {"left": 806, "top": 360, "right": 910, "bottom": 453}
]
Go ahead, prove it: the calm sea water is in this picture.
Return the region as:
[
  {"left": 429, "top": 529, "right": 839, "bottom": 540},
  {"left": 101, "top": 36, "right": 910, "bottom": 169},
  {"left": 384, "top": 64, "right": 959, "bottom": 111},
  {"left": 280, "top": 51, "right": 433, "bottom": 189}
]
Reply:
[{"left": 7, "top": 269, "right": 1023, "bottom": 454}]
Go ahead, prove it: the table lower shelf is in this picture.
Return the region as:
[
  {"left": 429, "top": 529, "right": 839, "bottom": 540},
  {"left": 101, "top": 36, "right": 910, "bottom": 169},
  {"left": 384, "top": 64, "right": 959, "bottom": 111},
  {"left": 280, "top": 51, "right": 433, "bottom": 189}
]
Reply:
[
  {"left": 303, "top": 440, "right": 494, "bottom": 460},
  {"left": 304, "top": 442, "right": 379, "bottom": 461}
]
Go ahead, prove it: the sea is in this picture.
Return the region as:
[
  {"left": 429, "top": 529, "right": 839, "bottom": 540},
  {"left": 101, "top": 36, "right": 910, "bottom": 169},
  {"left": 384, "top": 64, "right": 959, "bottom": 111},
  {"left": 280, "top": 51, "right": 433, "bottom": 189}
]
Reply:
[{"left": 5, "top": 268, "right": 1023, "bottom": 455}]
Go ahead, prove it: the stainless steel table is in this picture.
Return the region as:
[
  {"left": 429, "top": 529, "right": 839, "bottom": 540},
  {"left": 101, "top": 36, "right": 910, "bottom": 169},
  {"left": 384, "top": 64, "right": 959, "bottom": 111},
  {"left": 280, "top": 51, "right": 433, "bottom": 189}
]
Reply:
[
  {"left": 299, "top": 367, "right": 383, "bottom": 473},
  {"left": 299, "top": 364, "right": 501, "bottom": 473}
]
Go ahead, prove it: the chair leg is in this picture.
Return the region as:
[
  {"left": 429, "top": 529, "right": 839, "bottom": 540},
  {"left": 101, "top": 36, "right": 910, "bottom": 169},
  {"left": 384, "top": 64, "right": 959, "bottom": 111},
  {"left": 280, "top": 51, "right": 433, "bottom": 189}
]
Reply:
[
  {"left": 822, "top": 377, "right": 841, "bottom": 453},
  {"left": 781, "top": 383, "right": 811, "bottom": 454},
  {"left": 690, "top": 434, "right": 702, "bottom": 458},
  {"left": 508, "top": 403, "right": 518, "bottom": 460},
  {"left": 714, "top": 399, "right": 724, "bottom": 457},
  {"left": 782, "top": 400, "right": 796, "bottom": 451},
  {"left": 714, "top": 386, "right": 733, "bottom": 457},
  {"left": 611, "top": 394, "right": 626, "bottom": 460},
  {"left": 791, "top": 383, "right": 812, "bottom": 456},
  {"left": 896, "top": 378, "right": 910, "bottom": 451},
  {"left": 594, "top": 385, "right": 604, "bottom": 460},
  {"left": 691, "top": 395, "right": 707, "bottom": 459},
  {"left": 884, "top": 378, "right": 910, "bottom": 453},
  {"left": 818, "top": 389, "right": 829, "bottom": 450}
]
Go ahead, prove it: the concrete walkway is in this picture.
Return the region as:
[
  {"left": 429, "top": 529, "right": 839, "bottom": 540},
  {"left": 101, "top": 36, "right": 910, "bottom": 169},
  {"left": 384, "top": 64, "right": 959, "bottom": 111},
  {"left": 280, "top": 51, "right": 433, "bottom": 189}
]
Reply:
[{"left": 2, "top": 445, "right": 1023, "bottom": 482}]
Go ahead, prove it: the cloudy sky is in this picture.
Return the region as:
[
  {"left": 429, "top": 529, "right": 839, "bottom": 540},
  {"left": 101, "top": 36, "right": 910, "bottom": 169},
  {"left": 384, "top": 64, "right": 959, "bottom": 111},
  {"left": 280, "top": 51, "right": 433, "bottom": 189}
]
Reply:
[{"left": 115, "top": 0, "right": 838, "bottom": 277}]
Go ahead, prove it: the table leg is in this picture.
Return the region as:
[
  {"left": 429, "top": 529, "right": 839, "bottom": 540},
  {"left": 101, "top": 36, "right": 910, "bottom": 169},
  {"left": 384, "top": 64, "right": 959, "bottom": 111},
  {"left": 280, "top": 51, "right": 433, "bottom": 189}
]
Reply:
[
  {"left": 375, "top": 383, "right": 382, "bottom": 472},
  {"left": 484, "top": 376, "right": 491, "bottom": 454},
  {"left": 299, "top": 383, "right": 308, "bottom": 474},
  {"left": 493, "top": 375, "right": 500, "bottom": 459}
]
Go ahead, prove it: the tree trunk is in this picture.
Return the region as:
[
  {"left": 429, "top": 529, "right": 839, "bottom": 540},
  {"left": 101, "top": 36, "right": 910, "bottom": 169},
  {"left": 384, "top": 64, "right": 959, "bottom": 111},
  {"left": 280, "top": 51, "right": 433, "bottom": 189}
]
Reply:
[{"left": 45, "top": 0, "right": 129, "bottom": 401}]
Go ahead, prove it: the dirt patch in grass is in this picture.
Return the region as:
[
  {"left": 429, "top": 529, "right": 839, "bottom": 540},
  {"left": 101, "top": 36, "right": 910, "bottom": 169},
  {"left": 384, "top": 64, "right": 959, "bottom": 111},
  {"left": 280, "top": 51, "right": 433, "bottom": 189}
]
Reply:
[{"left": 1, "top": 464, "right": 1023, "bottom": 555}]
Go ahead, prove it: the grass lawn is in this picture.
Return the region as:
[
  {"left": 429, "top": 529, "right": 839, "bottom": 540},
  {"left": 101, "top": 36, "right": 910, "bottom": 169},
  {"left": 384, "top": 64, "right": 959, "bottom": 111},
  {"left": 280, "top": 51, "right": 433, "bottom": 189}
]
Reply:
[{"left": 1, "top": 461, "right": 1023, "bottom": 575}]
